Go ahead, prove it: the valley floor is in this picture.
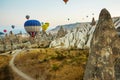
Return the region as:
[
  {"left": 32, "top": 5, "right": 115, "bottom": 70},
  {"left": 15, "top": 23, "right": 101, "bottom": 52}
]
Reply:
[{"left": 0, "top": 48, "right": 89, "bottom": 80}]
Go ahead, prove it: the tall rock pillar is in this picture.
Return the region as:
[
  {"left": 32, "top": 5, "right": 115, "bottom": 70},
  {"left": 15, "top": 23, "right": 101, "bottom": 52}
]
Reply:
[{"left": 83, "top": 8, "right": 117, "bottom": 80}]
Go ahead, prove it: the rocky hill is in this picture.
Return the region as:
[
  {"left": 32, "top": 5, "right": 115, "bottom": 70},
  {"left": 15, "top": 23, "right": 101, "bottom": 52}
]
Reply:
[{"left": 49, "top": 17, "right": 120, "bottom": 49}]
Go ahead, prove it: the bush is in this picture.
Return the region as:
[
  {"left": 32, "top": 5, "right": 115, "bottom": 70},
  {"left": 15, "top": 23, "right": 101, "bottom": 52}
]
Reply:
[{"left": 51, "top": 64, "right": 59, "bottom": 71}]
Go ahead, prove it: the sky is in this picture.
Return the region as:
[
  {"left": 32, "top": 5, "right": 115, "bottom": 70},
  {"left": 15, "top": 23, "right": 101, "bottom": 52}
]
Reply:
[{"left": 0, "top": 0, "right": 120, "bottom": 34}]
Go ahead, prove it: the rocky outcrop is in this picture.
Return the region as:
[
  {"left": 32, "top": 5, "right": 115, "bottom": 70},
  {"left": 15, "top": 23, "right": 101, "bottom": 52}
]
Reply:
[
  {"left": 36, "top": 31, "right": 53, "bottom": 48},
  {"left": 84, "top": 8, "right": 120, "bottom": 80},
  {"left": 49, "top": 23, "right": 92, "bottom": 49},
  {"left": 116, "top": 27, "right": 120, "bottom": 37},
  {"left": 49, "top": 16, "right": 120, "bottom": 49},
  {"left": 56, "top": 26, "right": 67, "bottom": 39},
  {"left": 90, "top": 17, "right": 96, "bottom": 26},
  {"left": 112, "top": 39, "right": 120, "bottom": 80}
]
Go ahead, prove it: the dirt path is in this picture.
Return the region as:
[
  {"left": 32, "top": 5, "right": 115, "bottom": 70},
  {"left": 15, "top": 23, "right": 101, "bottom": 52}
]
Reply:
[{"left": 9, "top": 50, "right": 35, "bottom": 80}]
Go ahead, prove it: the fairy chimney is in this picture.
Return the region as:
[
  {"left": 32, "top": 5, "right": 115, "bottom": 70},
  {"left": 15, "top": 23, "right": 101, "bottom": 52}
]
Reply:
[
  {"left": 56, "top": 26, "right": 67, "bottom": 38},
  {"left": 90, "top": 17, "right": 96, "bottom": 26},
  {"left": 84, "top": 8, "right": 117, "bottom": 80}
]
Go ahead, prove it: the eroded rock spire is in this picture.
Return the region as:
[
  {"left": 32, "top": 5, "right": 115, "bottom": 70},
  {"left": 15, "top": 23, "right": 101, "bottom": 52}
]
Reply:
[
  {"left": 90, "top": 17, "right": 96, "bottom": 26},
  {"left": 83, "top": 8, "right": 116, "bottom": 80}
]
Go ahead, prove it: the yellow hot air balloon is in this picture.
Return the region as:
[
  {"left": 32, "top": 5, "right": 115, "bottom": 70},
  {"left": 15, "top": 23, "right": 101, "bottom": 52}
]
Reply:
[{"left": 42, "top": 22, "right": 49, "bottom": 31}]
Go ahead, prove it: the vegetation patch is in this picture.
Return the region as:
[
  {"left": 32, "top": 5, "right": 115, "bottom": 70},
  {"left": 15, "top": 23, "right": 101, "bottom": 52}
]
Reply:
[{"left": 15, "top": 48, "right": 89, "bottom": 80}]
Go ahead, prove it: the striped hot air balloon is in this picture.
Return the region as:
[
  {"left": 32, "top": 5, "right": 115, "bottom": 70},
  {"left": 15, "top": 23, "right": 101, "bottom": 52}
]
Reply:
[{"left": 24, "top": 20, "right": 41, "bottom": 37}]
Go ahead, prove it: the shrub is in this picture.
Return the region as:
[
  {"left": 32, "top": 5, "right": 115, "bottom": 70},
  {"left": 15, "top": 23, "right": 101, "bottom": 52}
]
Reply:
[{"left": 51, "top": 64, "right": 59, "bottom": 71}]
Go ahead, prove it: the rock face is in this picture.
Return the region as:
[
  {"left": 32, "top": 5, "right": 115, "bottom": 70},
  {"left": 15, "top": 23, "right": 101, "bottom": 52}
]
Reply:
[
  {"left": 84, "top": 8, "right": 120, "bottom": 80},
  {"left": 49, "top": 23, "right": 93, "bottom": 49},
  {"left": 56, "top": 26, "right": 67, "bottom": 39},
  {"left": 49, "top": 17, "right": 120, "bottom": 49},
  {"left": 112, "top": 31, "right": 120, "bottom": 79},
  {"left": 116, "top": 27, "right": 120, "bottom": 37},
  {"left": 36, "top": 31, "right": 53, "bottom": 48}
]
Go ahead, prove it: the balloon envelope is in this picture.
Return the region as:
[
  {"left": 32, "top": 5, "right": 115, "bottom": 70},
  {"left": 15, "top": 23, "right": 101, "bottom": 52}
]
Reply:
[
  {"left": 42, "top": 22, "right": 49, "bottom": 31},
  {"left": 86, "top": 16, "right": 88, "bottom": 18},
  {"left": 24, "top": 20, "right": 41, "bottom": 37},
  {"left": 63, "top": 0, "right": 69, "bottom": 4},
  {"left": 26, "top": 15, "right": 30, "bottom": 20},
  {"left": 11, "top": 25, "right": 15, "bottom": 29},
  {"left": 3, "top": 29, "right": 7, "bottom": 33},
  {"left": 68, "top": 18, "right": 70, "bottom": 21}
]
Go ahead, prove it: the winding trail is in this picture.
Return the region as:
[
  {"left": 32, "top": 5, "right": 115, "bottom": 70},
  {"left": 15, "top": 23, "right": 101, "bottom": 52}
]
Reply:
[{"left": 9, "top": 50, "right": 35, "bottom": 80}]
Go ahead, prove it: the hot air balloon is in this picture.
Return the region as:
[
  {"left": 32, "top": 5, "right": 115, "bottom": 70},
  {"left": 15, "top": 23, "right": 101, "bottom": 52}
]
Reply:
[
  {"left": 86, "top": 16, "right": 88, "bottom": 18},
  {"left": 42, "top": 22, "right": 49, "bottom": 31},
  {"left": 11, "top": 25, "right": 15, "bottom": 29},
  {"left": 26, "top": 15, "right": 30, "bottom": 20},
  {"left": 24, "top": 20, "right": 41, "bottom": 37},
  {"left": 63, "top": 0, "right": 69, "bottom": 4},
  {"left": 3, "top": 29, "right": 7, "bottom": 33},
  {"left": 68, "top": 18, "right": 70, "bottom": 21},
  {"left": 92, "top": 13, "right": 94, "bottom": 15}
]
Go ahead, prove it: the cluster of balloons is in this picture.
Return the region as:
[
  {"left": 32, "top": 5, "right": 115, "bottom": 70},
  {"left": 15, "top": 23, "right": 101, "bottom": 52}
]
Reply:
[
  {"left": 24, "top": 15, "right": 50, "bottom": 37},
  {"left": 3, "top": 25, "right": 15, "bottom": 33}
]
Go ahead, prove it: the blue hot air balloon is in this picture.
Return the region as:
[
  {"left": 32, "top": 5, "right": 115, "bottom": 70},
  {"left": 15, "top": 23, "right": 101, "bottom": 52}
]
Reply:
[{"left": 24, "top": 20, "right": 41, "bottom": 37}]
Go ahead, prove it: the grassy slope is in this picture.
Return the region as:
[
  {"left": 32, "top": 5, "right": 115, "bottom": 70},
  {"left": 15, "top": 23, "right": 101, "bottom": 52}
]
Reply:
[
  {"left": 0, "top": 55, "right": 14, "bottom": 80},
  {"left": 15, "top": 48, "right": 89, "bottom": 80}
]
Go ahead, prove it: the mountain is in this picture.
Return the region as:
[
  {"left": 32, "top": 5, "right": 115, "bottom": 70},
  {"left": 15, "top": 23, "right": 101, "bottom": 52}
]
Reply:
[{"left": 49, "top": 16, "right": 120, "bottom": 49}]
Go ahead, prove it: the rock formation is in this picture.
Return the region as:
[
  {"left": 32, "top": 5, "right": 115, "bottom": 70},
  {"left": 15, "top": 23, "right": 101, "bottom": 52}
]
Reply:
[
  {"left": 84, "top": 8, "right": 120, "bottom": 80},
  {"left": 116, "top": 27, "right": 120, "bottom": 37},
  {"left": 49, "top": 23, "right": 92, "bottom": 49},
  {"left": 90, "top": 17, "right": 96, "bottom": 26},
  {"left": 36, "top": 31, "right": 53, "bottom": 48},
  {"left": 112, "top": 29, "right": 120, "bottom": 80},
  {"left": 56, "top": 26, "right": 67, "bottom": 39}
]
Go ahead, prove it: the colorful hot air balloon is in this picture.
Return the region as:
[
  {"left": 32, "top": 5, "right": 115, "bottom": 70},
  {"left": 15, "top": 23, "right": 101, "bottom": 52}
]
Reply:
[
  {"left": 26, "top": 15, "right": 30, "bottom": 20},
  {"left": 3, "top": 29, "right": 7, "bottom": 33},
  {"left": 42, "top": 22, "right": 49, "bottom": 31},
  {"left": 63, "top": 0, "right": 69, "bottom": 4},
  {"left": 11, "top": 25, "right": 15, "bottom": 29},
  {"left": 24, "top": 20, "right": 41, "bottom": 37}
]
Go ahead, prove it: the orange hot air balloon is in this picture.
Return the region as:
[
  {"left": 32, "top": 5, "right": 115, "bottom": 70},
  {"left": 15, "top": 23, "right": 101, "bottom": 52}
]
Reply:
[{"left": 63, "top": 0, "right": 69, "bottom": 4}]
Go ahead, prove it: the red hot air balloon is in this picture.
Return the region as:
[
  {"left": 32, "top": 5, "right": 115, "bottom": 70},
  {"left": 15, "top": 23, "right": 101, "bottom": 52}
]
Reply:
[
  {"left": 3, "top": 29, "right": 7, "bottom": 33},
  {"left": 63, "top": 0, "right": 69, "bottom": 4}
]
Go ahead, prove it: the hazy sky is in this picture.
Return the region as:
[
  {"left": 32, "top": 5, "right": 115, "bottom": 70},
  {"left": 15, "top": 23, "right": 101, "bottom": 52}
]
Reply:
[{"left": 0, "top": 0, "right": 120, "bottom": 29}]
